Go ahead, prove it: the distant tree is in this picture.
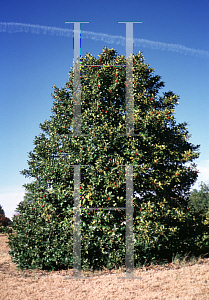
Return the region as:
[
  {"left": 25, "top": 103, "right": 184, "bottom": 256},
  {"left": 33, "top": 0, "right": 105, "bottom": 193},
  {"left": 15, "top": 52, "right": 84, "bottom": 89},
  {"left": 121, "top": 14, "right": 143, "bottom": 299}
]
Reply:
[
  {"left": 0, "top": 204, "right": 5, "bottom": 216},
  {"left": 188, "top": 181, "right": 209, "bottom": 217},
  {"left": 0, "top": 204, "right": 12, "bottom": 233}
]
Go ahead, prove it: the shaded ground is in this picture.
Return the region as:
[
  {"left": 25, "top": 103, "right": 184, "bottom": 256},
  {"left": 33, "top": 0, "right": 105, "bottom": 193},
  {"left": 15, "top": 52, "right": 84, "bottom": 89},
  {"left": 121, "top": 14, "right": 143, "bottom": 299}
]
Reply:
[{"left": 1, "top": 232, "right": 209, "bottom": 299}]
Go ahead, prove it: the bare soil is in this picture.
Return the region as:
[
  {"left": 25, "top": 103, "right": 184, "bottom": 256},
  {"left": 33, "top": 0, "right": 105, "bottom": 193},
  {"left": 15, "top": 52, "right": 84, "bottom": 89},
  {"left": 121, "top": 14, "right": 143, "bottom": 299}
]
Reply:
[{"left": 1, "top": 232, "right": 209, "bottom": 300}]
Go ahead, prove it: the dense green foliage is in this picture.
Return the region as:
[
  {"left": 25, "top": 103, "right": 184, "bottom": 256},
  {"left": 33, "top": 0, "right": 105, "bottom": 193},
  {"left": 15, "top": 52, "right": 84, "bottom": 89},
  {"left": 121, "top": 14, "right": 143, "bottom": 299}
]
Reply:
[{"left": 5, "top": 47, "right": 209, "bottom": 272}]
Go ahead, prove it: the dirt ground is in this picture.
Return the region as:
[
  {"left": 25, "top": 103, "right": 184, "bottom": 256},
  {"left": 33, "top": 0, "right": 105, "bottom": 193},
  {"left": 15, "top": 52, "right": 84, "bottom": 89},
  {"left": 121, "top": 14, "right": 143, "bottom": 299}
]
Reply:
[{"left": 1, "top": 232, "right": 209, "bottom": 300}]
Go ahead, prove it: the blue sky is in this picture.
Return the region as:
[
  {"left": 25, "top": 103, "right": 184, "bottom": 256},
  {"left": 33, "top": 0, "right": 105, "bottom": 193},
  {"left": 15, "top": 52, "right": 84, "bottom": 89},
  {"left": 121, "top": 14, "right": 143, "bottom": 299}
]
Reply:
[{"left": 1, "top": 0, "right": 209, "bottom": 220}]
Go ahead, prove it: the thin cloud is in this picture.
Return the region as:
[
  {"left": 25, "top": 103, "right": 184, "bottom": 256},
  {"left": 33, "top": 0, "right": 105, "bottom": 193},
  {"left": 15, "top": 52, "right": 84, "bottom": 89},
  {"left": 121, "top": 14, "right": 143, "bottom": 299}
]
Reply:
[{"left": 1, "top": 22, "right": 209, "bottom": 59}]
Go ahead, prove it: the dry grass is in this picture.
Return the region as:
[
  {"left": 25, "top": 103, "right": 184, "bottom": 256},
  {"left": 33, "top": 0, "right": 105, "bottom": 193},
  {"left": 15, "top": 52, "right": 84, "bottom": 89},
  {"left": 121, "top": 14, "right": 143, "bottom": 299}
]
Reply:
[{"left": 1, "top": 231, "right": 209, "bottom": 300}]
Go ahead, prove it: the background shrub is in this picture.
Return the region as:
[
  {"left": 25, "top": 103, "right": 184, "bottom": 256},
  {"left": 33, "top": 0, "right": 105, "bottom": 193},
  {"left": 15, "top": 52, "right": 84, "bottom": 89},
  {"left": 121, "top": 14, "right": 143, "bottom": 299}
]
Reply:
[{"left": 0, "top": 204, "right": 12, "bottom": 233}]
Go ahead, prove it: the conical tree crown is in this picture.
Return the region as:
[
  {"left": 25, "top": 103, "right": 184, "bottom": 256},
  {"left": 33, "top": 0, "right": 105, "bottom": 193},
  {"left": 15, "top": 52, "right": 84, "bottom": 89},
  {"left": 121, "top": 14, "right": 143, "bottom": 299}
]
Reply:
[
  {"left": 22, "top": 46, "right": 200, "bottom": 213},
  {"left": 8, "top": 47, "right": 207, "bottom": 273}
]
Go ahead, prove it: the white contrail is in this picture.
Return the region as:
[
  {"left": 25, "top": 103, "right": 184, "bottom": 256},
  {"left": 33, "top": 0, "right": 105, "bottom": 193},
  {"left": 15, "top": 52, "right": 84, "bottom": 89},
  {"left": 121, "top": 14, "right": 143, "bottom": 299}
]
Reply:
[{"left": 0, "top": 22, "right": 209, "bottom": 59}]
